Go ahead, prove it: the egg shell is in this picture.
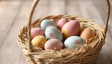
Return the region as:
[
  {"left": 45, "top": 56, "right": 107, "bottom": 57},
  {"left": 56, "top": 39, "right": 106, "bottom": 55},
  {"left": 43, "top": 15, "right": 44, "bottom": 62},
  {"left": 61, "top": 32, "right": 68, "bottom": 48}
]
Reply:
[
  {"left": 57, "top": 18, "right": 68, "bottom": 30},
  {"left": 31, "top": 27, "right": 45, "bottom": 39},
  {"left": 45, "top": 26, "right": 63, "bottom": 41},
  {"left": 62, "top": 20, "right": 80, "bottom": 38},
  {"left": 44, "top": 39, "right": 63, "bottom": 51},
  {"left": 32, "top": 35, "right": 47, "bottom": 48},
  {"left": 64, "top": 36, "right": 84, "bottom": 48},
  {"left": 41, "top": 19, "right": 55, "bottom": 30},
  {"left": 80, "top": 28, "right": 95, "bottom": 44}
]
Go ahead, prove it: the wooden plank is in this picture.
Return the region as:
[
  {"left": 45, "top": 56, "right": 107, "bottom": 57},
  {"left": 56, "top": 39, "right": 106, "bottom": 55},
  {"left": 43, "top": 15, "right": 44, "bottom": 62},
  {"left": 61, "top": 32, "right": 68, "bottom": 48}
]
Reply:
[
  {"left": 19, "top": 54, "right": 28, "bottom": 64},
  {"left": 0, "top": 1, "right": 23, "bottom": 64},
  {"left": 48, "top": 0, "right": 66, "bottom": 15},
  {"left": 0, "top": 18, "right": 29, "bottom": 64},
  {"left": 0, "top": 1, "right": 22, "bottom": 47},
  {"left": 66, "top": 0, "right": 82, "bottom": 16}
]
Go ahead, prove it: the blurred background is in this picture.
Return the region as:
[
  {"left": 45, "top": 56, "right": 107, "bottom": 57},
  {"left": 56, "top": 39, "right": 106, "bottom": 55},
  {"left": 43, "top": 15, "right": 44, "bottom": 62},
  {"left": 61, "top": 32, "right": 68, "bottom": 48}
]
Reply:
[{"left": 0, "top": 0, "right": 112, "bottom": 64}]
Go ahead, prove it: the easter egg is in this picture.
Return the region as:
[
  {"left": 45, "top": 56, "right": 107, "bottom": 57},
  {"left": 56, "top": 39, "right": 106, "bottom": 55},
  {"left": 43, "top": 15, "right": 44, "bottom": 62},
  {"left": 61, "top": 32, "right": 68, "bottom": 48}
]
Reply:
[
  {"left": 57, "top": 18, "right": 68, "bottom": 30},
  {"left": 62, "top": 20, "right": 80, "bottom": 38},
  {"left": 64, "top": 36, "right": 84, "bottom": 48},
  {"left": 31, "top": 27, "right": 45, "bottom": 39},
  {"left": 44, "top": 39, "right": 63, "bottom": 51},
  {"left": 32, "top": 35, "right": 47, "bottom": 48},
  {"left": 41, "top": 19, "right": 55, "bottom": 30},
  {"left": 80, "top": 28, "right": 95, "bottom": 44},
  {"left": 45, "top": 26, "right": 63, "bottom": 41}
]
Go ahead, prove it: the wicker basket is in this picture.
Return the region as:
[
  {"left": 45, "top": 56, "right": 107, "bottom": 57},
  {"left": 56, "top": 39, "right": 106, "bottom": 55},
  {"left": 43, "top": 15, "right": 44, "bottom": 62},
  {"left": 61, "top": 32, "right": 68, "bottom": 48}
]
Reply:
[{"left": 17, "top": 0, "right": 110, "bottom": 64}]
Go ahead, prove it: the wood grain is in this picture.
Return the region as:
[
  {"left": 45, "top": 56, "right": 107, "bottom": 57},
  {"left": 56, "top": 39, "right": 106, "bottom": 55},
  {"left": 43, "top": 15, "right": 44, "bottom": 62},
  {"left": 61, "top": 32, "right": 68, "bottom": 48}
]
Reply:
[
  {"left": 0, "top": 1, "right": 22, "bottom": 47},
  {"left": 0, "top": 1, "right": 24, "bottom": 64},
  {"left": 0, "top": 0, "right": 111, "bottom": 64}
]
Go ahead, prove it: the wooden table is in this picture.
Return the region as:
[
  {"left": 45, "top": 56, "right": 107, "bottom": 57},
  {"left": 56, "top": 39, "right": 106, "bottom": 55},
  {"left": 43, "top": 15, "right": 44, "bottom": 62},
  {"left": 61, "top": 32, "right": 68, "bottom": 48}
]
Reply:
[{"left": 0, "top": 0, "right": 112, "bottom": 64}]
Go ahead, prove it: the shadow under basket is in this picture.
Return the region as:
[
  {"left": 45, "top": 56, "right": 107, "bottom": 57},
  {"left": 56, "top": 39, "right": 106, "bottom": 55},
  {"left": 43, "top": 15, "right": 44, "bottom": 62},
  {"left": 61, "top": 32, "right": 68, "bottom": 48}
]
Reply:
[{"left": 17, "top": 0, "right": 110, "bottom": 64}]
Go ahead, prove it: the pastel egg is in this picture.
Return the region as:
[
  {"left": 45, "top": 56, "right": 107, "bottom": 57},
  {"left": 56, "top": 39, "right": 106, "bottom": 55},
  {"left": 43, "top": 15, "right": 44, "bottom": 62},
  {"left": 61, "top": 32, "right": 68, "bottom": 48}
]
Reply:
[
  {"left": 41, "top": 19, "right": 55, "bottom": 30},
  {"left": 57, "top": 18, "right": 68, "bottom": 30},
  {"left": 32, "top": 35, "right": 47, "bottom": 48},
  {"left": 64, "top": 36, "right": 84, "bottom": 48},
  {"left": 62, "top": 20, "right": 80, "bottom": 38},
  {"left": 45, "top": 26, "right": 63, "bottom": 41},
  {"left": 80, "top": 28, "right": 95, "bottom": 44},
  {"left": 31, "top": 27, "right": 45, "bottom": 39},
  {"left": 44, "top": 39, "right": 63, "bottom": 51}
]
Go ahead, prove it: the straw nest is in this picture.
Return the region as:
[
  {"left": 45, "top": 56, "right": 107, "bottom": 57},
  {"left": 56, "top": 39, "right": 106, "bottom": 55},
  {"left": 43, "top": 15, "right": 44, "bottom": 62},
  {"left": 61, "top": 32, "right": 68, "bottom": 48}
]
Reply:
[
  {"left": 17, "top": 15, "right": 105, "bottom": 64},
  {"left": 17, "top": 0, "right": 110, "bottom": 64}
]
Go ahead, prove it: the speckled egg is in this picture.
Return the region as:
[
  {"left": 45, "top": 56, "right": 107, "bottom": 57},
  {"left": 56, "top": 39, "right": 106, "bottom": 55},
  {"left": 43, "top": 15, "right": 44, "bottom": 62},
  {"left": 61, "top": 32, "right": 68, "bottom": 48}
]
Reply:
[
  {"left": 64, "top": 36, "right": 84, "bottom": 48},
  {"left": 41, "top": 19, "right": 55, "bottom": 30},
  {"left": 62, "top": 20, "right": 80, "bottom": 38},
  {"left": 31, "top": 27, "right": 45, "bottom": 39},
  {"left": 45, "top": 26, "right": 63, "bottom": 41},
  {"left": 32, "top": 35, "right": 47, "bottom": 48},
  {"left": 57, "top": 18, "right": 68, "bottom": 30},
  {"left": 44, "top": 39, "right": 63, "bottom": 51},
  {"left": 80, "top": 28, "right": 95, "bottom": 44}
]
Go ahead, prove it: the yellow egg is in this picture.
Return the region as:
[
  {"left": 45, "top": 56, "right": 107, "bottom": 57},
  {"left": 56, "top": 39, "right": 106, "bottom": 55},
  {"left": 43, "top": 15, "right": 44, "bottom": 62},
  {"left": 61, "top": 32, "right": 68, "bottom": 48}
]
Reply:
[
  {"left": 61, "top": 28, "right": 72, "bottom": 38},
  {"left": 32, "top": 35, "right": 47, "bottom": 48}
]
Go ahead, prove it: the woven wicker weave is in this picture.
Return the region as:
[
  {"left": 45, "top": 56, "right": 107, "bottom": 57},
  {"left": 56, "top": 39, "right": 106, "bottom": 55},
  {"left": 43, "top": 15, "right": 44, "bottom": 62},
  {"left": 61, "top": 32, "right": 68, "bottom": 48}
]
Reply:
[{"left": 17, "top": 0, "right": 110, "bottom": 64}]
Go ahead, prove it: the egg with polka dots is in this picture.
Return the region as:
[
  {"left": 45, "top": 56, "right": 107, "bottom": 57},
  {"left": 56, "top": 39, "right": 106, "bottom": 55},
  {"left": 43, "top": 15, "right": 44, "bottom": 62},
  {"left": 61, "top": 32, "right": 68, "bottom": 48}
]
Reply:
[
  {"left": 45, "top": 26, "right": 63, "bottom": 41},
  {"left": 31, "top": 35, "right": 47, "bottom": 49},
  {"left": 64, "top": 36, "right": 84, "bottom": 48}
]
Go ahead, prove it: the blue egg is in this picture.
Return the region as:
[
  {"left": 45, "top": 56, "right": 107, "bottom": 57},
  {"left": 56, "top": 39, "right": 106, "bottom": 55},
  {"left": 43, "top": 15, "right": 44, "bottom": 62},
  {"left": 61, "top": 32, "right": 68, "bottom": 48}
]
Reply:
[
  {"left": 64, "top": 36, "right": 84, "bottom": 48},
  {"left": 41, "top": 20, "right": 55, "bottom": 30},
  {"left": 45, "top": 26, "right": 63, "bottom": 41}
]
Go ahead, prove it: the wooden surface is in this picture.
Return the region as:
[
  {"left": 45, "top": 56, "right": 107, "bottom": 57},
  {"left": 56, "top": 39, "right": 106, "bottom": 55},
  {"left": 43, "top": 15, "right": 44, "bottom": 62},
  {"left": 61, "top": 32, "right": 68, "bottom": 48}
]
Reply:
[{"left": 0, "top": 0, "right": 112, "bottom": 64}]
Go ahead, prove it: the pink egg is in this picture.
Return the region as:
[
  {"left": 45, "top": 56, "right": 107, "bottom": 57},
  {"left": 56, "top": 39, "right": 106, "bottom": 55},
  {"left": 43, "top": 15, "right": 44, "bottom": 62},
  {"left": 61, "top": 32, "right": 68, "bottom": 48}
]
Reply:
[
  {"left": 31, "top": 27, "right": 45, "bottom": 39},
  {"left": 44, "top": 39, "right": 63, "bottom": 51},
  {"left": 57, "top": 18, "right": 68, "bottom": 30},
  {"left": 62, "top": 20, "right": 80, "bottom": 38}
]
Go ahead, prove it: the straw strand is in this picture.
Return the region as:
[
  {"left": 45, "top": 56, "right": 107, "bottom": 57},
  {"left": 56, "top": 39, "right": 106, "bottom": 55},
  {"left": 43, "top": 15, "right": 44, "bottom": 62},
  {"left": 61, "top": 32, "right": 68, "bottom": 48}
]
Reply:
[
  {"left": 104, "top": 0, "right": 110, "bottom": 35},
  {"left": 28, "top": 0, "right": 39, "bottom": 52}
]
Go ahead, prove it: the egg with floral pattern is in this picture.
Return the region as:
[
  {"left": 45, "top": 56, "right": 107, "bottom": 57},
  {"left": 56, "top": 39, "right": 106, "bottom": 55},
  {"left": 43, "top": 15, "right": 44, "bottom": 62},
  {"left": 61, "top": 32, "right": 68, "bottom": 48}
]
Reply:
[
  {"left": 45, "top": 26, "right": 63, "bottom": 41},
  {"left": 64, "top": 36, "right": 84, "bottom": 48},
  {"left": 32, "top": 35, "right": 47, "bottom": 49}
]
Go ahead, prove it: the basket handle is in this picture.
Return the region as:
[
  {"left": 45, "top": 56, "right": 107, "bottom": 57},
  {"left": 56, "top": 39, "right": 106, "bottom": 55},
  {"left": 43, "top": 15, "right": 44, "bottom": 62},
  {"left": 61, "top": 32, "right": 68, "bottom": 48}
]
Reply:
[
  {"left": 28, "top": 0, "right": 39, "bottom": 51},
  {"left": 27, "top": 0, "right": 110, "bottom": 51},
  {"left": 104, "top": 0, "right": 110, "bottom": 35}
]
